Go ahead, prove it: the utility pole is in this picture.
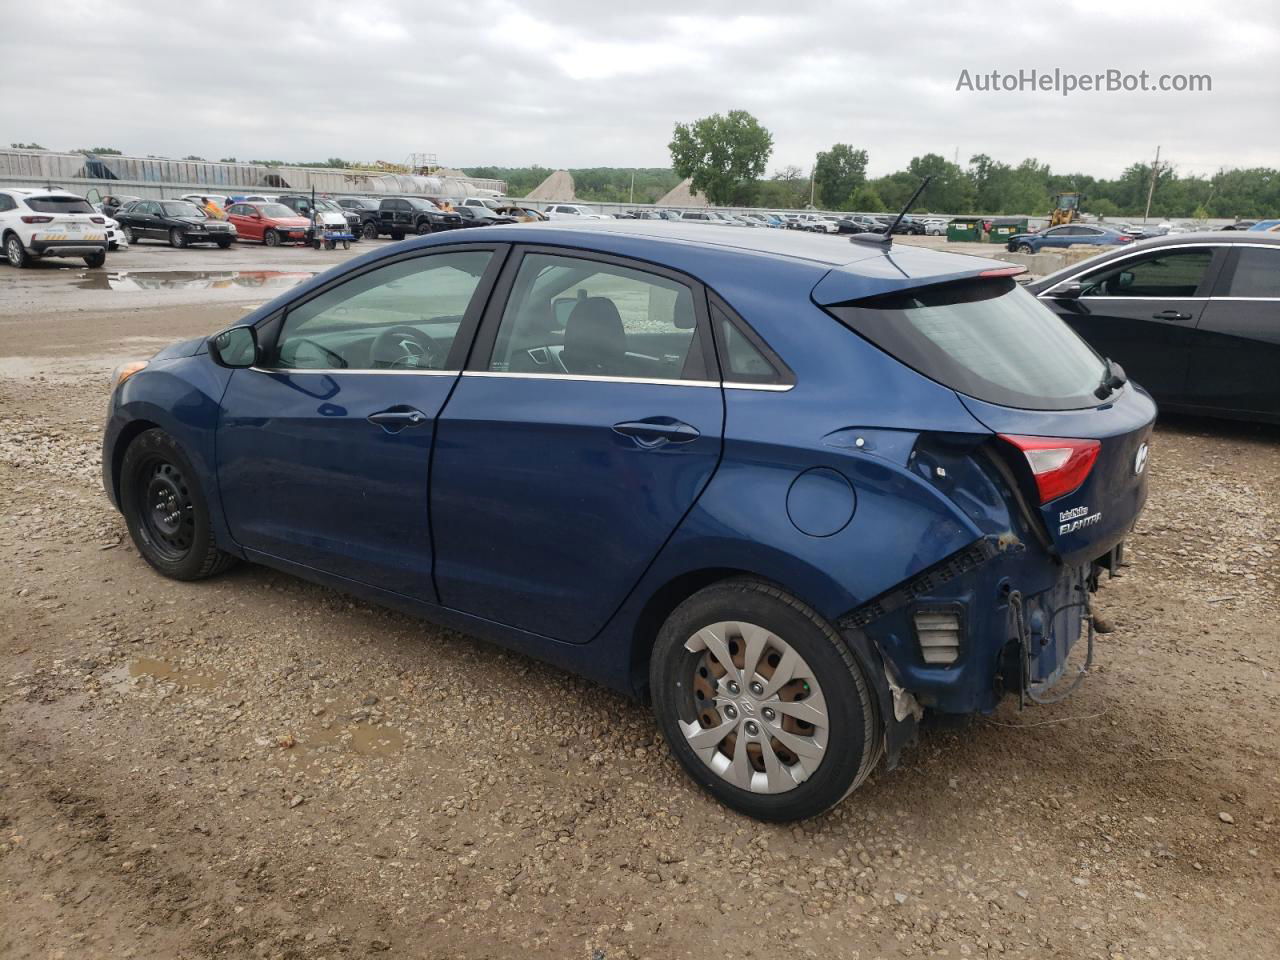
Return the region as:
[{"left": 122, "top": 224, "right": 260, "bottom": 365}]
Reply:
[
  {"left": 629, "top": 170, "right": 635, "bottom": 205},
  {"left": 1143, "top": 145, "right": 1161, "bottom": 224},
  {"left": 809, "top": 166, "right": 816, "bottom": 208}
]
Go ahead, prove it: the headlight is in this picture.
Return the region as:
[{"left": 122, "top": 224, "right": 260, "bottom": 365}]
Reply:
[{"left": 111, "top": 360, "right": 148, "bottom": 390}]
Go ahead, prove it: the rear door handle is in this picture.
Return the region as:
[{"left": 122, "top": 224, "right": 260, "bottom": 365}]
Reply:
[
  {"left": 368, "top": 406, "right": 429, "bottom": 432},
  {"left": 1152, "top": 310, "right": 1192, "bottom": 321},
  {"left": 612, "top": 417, "right": 700, "bottom": 447}
]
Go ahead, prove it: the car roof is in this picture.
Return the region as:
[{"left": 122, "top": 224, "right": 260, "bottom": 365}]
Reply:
[
  {"left": 4, "top": 187, "right": 83, "bottom": 197},
  {"left": 391, "top": 219, "right": 1015, "bottom": 304}
]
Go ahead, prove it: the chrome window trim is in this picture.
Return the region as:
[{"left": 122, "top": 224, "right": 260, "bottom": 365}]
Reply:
[
  {"left": 463, "top": 370, "right": 718, "bottom": 388},
  {"left": 459, "top": 370, "right": 795, "bottom": 392},
  {"left": 249, "top": 366, "right": 460, "bottom": 376},
  {"left": 1209, "top": 296, "right": 1280, "bottom": 302},
  {"left": 1036, "top": 241, "right": 1248, "bottom": 297}
]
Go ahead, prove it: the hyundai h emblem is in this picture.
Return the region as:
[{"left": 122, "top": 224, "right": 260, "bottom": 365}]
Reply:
[{"left": 1134, "top": 443, "right": 1149, "bottom": 476}]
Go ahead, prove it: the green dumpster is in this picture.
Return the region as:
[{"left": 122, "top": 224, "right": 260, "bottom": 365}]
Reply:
[
  {"left": 946, "top": 217, "right": 986, "bottom": 242},
  {"left": 986, "top": 216, "right": 1029, "bottom": 243}
]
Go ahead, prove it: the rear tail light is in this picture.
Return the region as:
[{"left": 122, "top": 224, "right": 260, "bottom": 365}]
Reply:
[
  {"left": 91, "top": 216, "right": 105, "bottom": 224},
  {"left": 20, "top": 215, "right": 53, "bottom": 224},
  {"left": 914, "top": 609, "right": 962, "bottom": 665},
  {"left": 999, "top": 434, "right": 1100, "bottom": 504}
]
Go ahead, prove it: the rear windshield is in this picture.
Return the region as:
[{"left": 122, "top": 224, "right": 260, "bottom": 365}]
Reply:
[
  {"left": 826, "top": 277, "right": 1108, "bottom": 410},
  {"left": 26, "top": 196, "right": 94, "bottom": 214}
]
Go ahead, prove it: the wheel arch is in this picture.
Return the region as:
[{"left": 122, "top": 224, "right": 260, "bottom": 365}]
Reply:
[{"left": 109, "top": 417, "right": 162, "bottom": 505}]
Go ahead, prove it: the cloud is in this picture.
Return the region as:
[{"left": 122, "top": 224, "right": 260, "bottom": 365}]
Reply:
[{"left": 0, "top": 0, "right": 1275, "bottom": 178}]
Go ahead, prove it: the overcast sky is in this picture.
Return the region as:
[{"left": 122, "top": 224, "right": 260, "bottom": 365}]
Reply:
[{"left": 2, "top": 0, "right": 1276, "bottom": 179}]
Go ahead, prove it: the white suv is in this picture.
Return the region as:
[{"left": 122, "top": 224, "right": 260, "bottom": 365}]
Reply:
[
  {"left": 1, "top": 188, "right": 109, "bottom": 267},
  {"left": 544, "top": 203, "right": 610, "bottom": 221}
]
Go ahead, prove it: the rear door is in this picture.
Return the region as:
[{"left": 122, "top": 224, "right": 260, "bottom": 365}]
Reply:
[
  {"left": 1190, "top": 244, "right": 1280, "bottom": 418},
  {"left": 1040, "top": 245, "right": 1222, "bottom": 406},
  {"left": 217, "top": 245, "right": 505, "bottom": 599},
  {"left": 430, "top": 247, "right": 724, "bottom": 643}
]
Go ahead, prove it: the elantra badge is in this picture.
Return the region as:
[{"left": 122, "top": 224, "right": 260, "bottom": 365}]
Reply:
[{"left": 1134, "top": 443, "right": 1149, "bottom": 476}]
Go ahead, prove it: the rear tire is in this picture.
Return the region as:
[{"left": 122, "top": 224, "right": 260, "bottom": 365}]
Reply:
[
  {"left": 390, "top": 231, "right": 405, "bottom": 241},
  {"left": 650, "top": 578, "right": 881, "bottom": 821},
  {"left": 122, "top": 225, "right": 137, "bottom": 245},
  {"left": 6, "top": 234, "right": 31, "bottom": 267},
  {"left": 119, "top": 429, "right": 237, "bottom": 581},
  {"left": 84, "top": 250, "right": 107, "bottom": 268}
]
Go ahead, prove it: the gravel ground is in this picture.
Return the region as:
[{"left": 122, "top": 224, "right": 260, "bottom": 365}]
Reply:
[{"left": 1, "top": 245, "right": 1277, "bottom": 960}]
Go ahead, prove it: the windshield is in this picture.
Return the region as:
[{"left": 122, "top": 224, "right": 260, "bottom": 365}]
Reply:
[
  {"left": 826, "top": 277, "right": 1109, "bottom": 410},
  {"left": 161, "top": 201, "right": 205, "bottom": 218},
  {"left": 26, "top": 196, "right": 95, "bottom": 214},
  {"left": 256, "top": 203, "right": 296, "bottom": 218}
]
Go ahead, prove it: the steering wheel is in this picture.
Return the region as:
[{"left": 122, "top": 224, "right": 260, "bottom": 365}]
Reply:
[{"left": 369, "top": 325, "right": 440, "bottom": 370}]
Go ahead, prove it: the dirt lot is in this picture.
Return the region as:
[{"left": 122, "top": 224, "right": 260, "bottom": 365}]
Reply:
[{"left": 1, "top": 241, "right": 1277, "bottom": 960}]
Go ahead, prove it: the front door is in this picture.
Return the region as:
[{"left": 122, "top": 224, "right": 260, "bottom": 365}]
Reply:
[
  {"left": 216, "top": 246, "right": 504, "bottom": 600},
  {"left": 1043, "top": 246, "right": 1222, "bottom": 405},
  {"left": 431, "top": 248, "right": 724, "bottom": 643}
]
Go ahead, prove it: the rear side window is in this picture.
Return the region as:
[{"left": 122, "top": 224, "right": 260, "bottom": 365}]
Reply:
[
  {"left": 827, "top": 278, "right": 1108, "bottom": 411},
  {"left": 1224, "top": 247, "right": 1280, "bottom": 297},
  {"left": 26, "top": 195, "right": 94, "bottom": 214},
  {"left": 711, "top": 301, "right": 789, "bottom": 385}
]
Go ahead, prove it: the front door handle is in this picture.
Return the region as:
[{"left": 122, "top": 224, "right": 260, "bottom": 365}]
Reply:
[
  {"left": 367, "top": 406, "right": 429, "bottom": 433},
  {"left": 612, "top": 417, "right": 700, "bottom": 448},
  {"left": 1152, "top": 309, "right": 1192, "bottom": 321}
]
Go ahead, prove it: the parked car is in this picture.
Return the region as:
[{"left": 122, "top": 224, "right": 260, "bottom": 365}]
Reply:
[
  {"left": 1247, "top": 219, "right": 1280, "bottom": 232},
  {"left": 1221, "top": 221, "right": 1257, "bottom": 231},
  {"left": 544, "top": 203, "right": 610, "bottom": 221},
  {"left": 1029, "top": 232, "right": 1280, "bottom": 423},
  {"left": 105, "top": 216, "right": 128, "bottom": 251},
  {"left": 454, "top": 206, "right": 518, "bottom": 227},
  {"left": 1006, "top": 224, "right": 1132, "bottom": 254},
  {"left": 179, "top": 194, "right": 230, "bottom": 216},
  {"left": 493, "top": 204, "right": 547, "bottom": 222},
  {"left": 677, "top": 210, "right": 725, "bottom": 224},
  {"left": 459, "top": 197, "right": 503, "bottom": 211},
  {"left": 274, "top": 195, "right": 362, "bottom": 242},
  {"left": 114, "top": 199, "right": 237, "bottom": 248},
  {"left": 367, "top": 197, "right": 464, "bottom": 239},
  {"left": 921, "top": 217, "right": 949, "bottom": 236},
  {"left": 795, "top": 213, "right": 838, "bottom": 234},
  {"left": 0, "top": 188, "right": 109, "bottom": 267},
  {"left": 102, "top": 221, "right": 1154, "bottom": 820},
  {"left": 224, "top": 202, "right": 313, "bottom": 246},
  {"left": 93, "top": 193, "right": 141, "bottom": 219}
]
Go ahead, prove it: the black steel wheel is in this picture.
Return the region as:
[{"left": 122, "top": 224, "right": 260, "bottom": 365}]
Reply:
[{"left": 119, "top": 429, "right": 236, "bottom": 581}]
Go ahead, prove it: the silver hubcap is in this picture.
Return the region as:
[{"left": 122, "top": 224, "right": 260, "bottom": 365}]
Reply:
[
  {"left": 7, "top": 238, "right": 20, "bottom": 262},
  {"left": 679, "top": 621, "right": 829, "bottom": 794}
]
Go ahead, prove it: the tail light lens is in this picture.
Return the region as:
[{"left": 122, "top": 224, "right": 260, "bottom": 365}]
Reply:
[
  {"left": 999, "top": 434, "right": 1100, "bottom": 504},
  {"left": 20, "top": 215, "right": 53, "bottom": 224},
  {"left": 91, "top": 216, "right": 105, "bottom": 224}
]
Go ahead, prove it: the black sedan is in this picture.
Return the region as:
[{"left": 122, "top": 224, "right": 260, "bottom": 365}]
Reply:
[
  {"left": 1028, "top": 232, "right": 1280, "bottom": 423},
  {"left": 114, "top": 200, "right": 237, "bottom": 248},
  {"left": 454, "top": 206, "right": 518, "bottom": 228}
]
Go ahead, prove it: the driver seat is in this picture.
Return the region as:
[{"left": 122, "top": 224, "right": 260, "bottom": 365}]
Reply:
[{"left": 561, "top": 297, "right": 627, "bottom": 376}]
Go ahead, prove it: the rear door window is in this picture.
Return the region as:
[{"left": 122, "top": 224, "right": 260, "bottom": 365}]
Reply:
[
  {"left": 1223, "top": 247, "right": 1280, "bottom": 298},
  {"left": 826, "top": 277, "right": 1108, "bottom": 410},
  {"left": 1079, "top": 249, "right": 1213, "bottom": 297}
]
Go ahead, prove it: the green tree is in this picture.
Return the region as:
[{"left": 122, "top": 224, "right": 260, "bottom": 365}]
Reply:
[
  {"left": 182, "top": 154, "right": 206, "bottom": 161},
  {"left": 813, "top": 144, "right": 868, "bottom": 208},
  {"left": 74, "top": 146, "right": 122, "bottom": 155},
  {"left": 905, "top": 153, "right": 973, "bottom": 212},
  {"left": 10, "top": 141, "right": 45, "bottom": 150},
  {"left": 669, "top": 110, "right": 773, "bottom": 205},
  {"left": 845, "top": 184, "right": 885, "bottom": 212}
]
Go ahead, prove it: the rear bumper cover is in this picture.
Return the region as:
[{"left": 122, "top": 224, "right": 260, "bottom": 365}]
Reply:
[
  {"left": 839, "top": 534, "right": 1101, "bottom": 717},
  {"left": 30, "top": 239, "right": 108, "bottom": 257}
]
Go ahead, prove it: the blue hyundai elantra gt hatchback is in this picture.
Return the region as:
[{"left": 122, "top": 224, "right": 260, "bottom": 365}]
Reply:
[{"left": 102, "top": 221, "right": 1155, "bottom": 820}]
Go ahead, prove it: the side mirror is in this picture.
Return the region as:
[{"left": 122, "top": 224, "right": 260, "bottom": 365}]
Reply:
[
  {"left": 1053, "top": 281, "right": 1085, "bottom": 300},
  {"left": 208, "top": 325, "right": 258, "bottom": 369}
]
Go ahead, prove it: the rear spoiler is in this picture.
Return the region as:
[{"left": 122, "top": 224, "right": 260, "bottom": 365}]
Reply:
[{"left": 813, "top": 246, "right": 1026, "bottom": 306}]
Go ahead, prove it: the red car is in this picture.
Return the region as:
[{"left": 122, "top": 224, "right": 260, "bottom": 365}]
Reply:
[{"left": 225, "top": 201, "right": 312, "bottom": 246}]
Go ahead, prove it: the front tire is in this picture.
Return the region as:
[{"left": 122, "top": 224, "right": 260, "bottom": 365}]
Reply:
[
  {"left": 362, "top": 221, "right": 378, "bottom": 240},
  {"left": 122, "top": 225, "right": 137, "bottom": 245},
  {"left": 119, "top": 429, "right": 236, "bottom": 581},
  {"left": 264, "top": 229, "right": 280, "bottom": 247},
  {"left": 390, "top": 230, "right": 405, "bottom": 241},
  {"left": 415, "top": 220, "right": 432, "bottom": 235},
  {"left": 6, "top": 234, "right": 32, "bottom": 267},
  {"left": 650, "top": 579, "right": 881, "bottom": 821},
  {"left": 1017, "top": 242, "right": 1034, "bottom": 253},
  {"left": 216, "top": 237, "right": 232, "bottom": 249},
  {"left": 169, "top": 228, "right": 186, "bottom": 248}
]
